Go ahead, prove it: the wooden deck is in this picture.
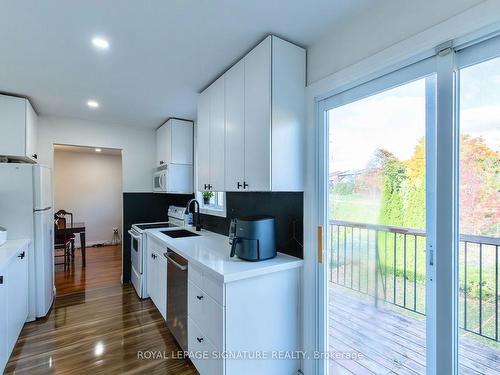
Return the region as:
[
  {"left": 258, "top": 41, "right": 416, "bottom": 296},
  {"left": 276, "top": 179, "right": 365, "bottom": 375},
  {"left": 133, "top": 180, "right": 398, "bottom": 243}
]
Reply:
[{"left": 328, "top": 285, "right": 500, "bottom": 375}]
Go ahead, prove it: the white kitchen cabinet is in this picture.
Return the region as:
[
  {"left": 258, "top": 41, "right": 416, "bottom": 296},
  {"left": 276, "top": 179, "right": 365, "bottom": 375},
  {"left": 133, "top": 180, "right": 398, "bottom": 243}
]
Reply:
[
  {"left": 156, "top": 118, "right": 193, "bottom": 167},
  {"left": 188, "top": 262, "right": 301, "bottom": 375},
  {"left": 243, "top": 37, "right": 272, "bottom": 191},
  {"left": 197, "top": 89, "right": 211, "bottom": 191},
  {"left": 156, "top": 122, "right": 169, "bottom": 167},
  {"left": 198, "top": 35, "right": 305, "bottom": 192},
  {"left": 0, "top": 241, "right": 29, "bottom": 373},
  {"left": 146, "top": 237, "right": 167, "bottom": 320},
  {"left": 0, "top": 261, "right": 6, "bottom": 372},
  {"left": 196, "top": 76, "right": 225, "bottom": 191},
  {"left": 224, "top": 60, "right": 245, "bottom": 191},
  {"left": 0, "top": 94, "right": 38, "bottom": 163}
]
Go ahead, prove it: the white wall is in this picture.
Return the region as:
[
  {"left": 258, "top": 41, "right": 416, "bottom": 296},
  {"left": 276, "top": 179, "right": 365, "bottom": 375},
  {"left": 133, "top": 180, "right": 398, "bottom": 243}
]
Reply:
[
  {"left": 54, "top": 149, "right": 122, "bottom": 246},
  {"left": 38, "top": 116, "right": 156, "bottom": 192},
  {"left": 307, "top": 0, "right": 485, "bottom": 85}
]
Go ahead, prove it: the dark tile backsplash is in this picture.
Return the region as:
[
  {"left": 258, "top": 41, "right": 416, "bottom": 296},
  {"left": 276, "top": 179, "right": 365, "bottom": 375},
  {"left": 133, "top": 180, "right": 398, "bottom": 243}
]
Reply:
[
  {"left": 122, "top": 191, "right": 304, "bottom": 283},
  {"left": 200, "top": 192, "right": 304, "bottom": 259}
]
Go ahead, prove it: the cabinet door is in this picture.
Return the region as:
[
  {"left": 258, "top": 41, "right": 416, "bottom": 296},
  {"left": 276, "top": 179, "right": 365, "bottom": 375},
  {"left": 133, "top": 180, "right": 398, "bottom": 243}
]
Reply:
[
  {"left": 209, "top": 76, "right": 225, "bottom": 191},
  {"left": 244, "top": 37, "right": 272, "bottom": 191},
  {"left": 25, "top": 101, "right": 37, "bottom": 162},
  {"left": 0, "top": 265, "right": 7, "bottom": 372},
  {"left": 224, "top": 60, "right": 245, "bottom": 191},
  {"left": 0, "top": 95, "right": 26, "bottom": 159},
  {"left": 197, "top": 90, "right": 211, "bottom": 191},
  {"left": 156, "top": 123, "right": 170, "bottom": 167},
  {"left": 147, "top": 247, "right": 156, "bottom": 303},
  {"left": 170, "top": 120, "right": 193, "bottom": 164},
  {"left": 6, "top": 251, "right": 28, "bottom": 355}
]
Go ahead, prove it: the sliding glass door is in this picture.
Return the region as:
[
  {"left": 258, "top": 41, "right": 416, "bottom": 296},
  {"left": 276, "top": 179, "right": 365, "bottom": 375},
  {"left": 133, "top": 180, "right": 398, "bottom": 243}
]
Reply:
[
  {"left": 317, "top": 59, "right": 437, "bottom": 375},
  {"left": 456, "top": 40, "right": 500, "bottom": 374},
  {"left": 315, "top": 33, "right": 500, "bottom": 375}
]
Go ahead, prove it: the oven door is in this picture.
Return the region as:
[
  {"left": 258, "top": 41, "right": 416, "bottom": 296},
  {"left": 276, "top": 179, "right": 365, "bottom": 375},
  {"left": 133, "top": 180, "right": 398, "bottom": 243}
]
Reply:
[{"left": 128, "top": 229, "right": 143, "bottom": 274}]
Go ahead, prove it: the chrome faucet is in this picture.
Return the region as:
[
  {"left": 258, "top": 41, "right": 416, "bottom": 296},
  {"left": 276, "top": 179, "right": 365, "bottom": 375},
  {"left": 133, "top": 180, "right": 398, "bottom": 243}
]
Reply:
[{"left": 185, "top": 199, "right": 202, "bottom": 231}]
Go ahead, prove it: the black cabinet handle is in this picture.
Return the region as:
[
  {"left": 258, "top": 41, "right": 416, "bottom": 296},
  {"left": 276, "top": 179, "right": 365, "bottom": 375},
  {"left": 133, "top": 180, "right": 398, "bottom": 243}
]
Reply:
[
  {"left": 243, "top": 181, "right": 248, "bottom": 189},
  {"left": 196, "top": 337, "right": 203, "bottom": 343},
  {"left": 237, "top": 182, "right": 242, "bottom": 189},
  {"left": 32, "top": 154, "right": 37, "bottom": 159},
  {"left": 196, "top": 295, "right": 204, "bottom": 300},
  {"left": 159, "top": 160, "right": 164, "bottom": 165},
  {"left": 18, "top": 251, "right": 25, "bottom": 259},
  {"left": 208, "top": 184, "right": 213, "bottom": 190},
  {"left": 0, "top": 275, "right": 3, "bottom": 284}
]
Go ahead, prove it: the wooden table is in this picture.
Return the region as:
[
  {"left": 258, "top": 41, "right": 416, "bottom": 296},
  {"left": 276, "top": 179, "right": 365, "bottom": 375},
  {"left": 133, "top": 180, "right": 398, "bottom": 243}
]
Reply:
[{"left": 55, "top": 222, "right": 86, "bottom": 267}]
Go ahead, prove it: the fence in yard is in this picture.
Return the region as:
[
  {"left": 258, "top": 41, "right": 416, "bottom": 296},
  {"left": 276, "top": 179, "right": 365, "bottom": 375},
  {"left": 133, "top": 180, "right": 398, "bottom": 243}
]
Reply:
[{"left": 329, "top": 219, "right": 500, "bottom": 343}]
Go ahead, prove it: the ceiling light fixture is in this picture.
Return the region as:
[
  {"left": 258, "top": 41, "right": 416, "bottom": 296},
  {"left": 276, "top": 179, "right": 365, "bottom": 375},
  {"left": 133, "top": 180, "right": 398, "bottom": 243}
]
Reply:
[
  {"left": 87, "top": 100, "right": 99, "bottom": 108},
  {"left": 95, "top": 148, "right": 102, "bottom": 153},
  {"left": 92, "top": 37, "right": 109, "bottom": 50}
]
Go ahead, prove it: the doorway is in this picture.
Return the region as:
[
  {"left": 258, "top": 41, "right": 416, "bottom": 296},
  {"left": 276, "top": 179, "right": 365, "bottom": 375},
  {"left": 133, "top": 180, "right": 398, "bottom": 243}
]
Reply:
[{"left": 53, "top": 144, "right": 123, "bottom": 295}]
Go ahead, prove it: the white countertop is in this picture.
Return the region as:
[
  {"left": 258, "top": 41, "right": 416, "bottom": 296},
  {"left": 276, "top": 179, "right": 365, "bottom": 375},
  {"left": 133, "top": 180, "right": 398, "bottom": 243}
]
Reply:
[
  {"left": 0, "top": 239, "right": 31, "bottom": 269},
  {"left": 147, "top": 227, "right": 303, "bottom": 283}
]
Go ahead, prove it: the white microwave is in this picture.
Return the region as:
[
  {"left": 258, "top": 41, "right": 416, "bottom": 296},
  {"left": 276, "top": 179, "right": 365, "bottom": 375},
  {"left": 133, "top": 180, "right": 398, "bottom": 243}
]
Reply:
[
  {"left": 153, "top": 164, "right": 193, "bottom": 194},
  {"left": 153, "top": 169, "right": 167, "bottom": 192}
]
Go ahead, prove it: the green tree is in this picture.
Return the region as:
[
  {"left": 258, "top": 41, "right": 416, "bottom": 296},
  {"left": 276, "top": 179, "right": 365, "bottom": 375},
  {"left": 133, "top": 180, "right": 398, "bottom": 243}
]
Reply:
[
  {"left": 378, "top": 149, "right": 407, "bottom": 226},
  {"left": 403, "top": 138, "right": 425, "bottom": 229}
]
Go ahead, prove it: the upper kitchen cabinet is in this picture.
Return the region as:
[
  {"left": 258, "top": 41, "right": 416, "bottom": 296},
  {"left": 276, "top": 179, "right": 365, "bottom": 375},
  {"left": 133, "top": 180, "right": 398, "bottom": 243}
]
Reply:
[
  {"left": 197, "top": 75, "right": 225, "bottom": 192},
  {"left": 156, "top": 118, "right": 193, "bottom": 167},
  {"left": 0, "top": 94, "right": 38, "bottom": 163},
  {"left": 200, "top": 35, "right": 305, "bottom": 192}
]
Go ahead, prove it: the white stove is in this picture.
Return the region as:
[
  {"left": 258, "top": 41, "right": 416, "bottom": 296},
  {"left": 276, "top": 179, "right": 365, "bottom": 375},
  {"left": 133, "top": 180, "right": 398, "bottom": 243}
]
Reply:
[{"left": 128, "top": 205, "right": 186, "bottom": 298}]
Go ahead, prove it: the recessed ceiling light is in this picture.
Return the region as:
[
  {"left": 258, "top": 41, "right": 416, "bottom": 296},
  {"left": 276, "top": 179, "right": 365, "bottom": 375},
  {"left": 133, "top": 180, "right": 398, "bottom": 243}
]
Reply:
[
  {"left": 87, "top": 100, "right": 99, "bottom": 108},
  {"left": 92, "top": 37, "right": 109, "bottom": 50},
  {"left": 95, "top": 148, "right": 102, "bottom": 153}
]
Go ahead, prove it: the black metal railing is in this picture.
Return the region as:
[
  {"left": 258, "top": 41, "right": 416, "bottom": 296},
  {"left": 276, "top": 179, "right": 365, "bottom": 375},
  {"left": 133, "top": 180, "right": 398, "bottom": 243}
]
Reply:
[{"left": 329, "top": 220, "right": 500, "bottom": 343}]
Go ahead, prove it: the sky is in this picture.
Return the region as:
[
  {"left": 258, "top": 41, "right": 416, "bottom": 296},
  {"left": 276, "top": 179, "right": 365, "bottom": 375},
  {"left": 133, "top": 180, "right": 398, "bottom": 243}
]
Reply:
[{"left": 328, "top": 56, "right": 500, "bottom": 173}]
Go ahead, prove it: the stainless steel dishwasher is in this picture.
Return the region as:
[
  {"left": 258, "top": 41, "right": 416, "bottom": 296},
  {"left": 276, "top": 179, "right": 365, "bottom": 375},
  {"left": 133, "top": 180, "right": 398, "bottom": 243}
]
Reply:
[{"left": 164, "top": 249, "right": 188, "bottom": 351}]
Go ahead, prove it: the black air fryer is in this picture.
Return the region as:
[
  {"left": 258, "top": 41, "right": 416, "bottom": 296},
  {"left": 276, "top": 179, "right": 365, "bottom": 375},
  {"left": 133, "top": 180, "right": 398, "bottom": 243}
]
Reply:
[{"left": 229, "top": 216, "right": 277, "bottom": 261}]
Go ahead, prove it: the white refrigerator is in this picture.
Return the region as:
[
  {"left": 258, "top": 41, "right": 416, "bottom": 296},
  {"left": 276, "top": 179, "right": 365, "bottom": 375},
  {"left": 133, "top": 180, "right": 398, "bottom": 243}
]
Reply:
[{"left": 0, "top": 163, "right": 54, "bottom": 320}]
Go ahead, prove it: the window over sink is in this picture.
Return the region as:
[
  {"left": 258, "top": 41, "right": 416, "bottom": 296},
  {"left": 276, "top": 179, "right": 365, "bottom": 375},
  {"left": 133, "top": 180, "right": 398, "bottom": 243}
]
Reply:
[{"left": 196, "top": 191, "right": 226, "bottom": 218}]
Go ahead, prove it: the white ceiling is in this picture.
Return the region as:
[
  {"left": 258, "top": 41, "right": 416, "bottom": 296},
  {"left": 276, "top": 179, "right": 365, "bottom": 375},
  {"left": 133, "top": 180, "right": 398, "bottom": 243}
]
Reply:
[{"left": 0, "top": 0, "right": 372, "bottom": 128}]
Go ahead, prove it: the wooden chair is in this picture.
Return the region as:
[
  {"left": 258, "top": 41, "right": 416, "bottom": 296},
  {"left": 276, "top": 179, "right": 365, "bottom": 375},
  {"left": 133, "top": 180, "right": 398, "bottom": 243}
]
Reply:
[
  {"left": 54, "top": 210, "right": 76, "bottom": 262},
  {"left": 54, "top": 223, "right": 71, "bottom": 267}
]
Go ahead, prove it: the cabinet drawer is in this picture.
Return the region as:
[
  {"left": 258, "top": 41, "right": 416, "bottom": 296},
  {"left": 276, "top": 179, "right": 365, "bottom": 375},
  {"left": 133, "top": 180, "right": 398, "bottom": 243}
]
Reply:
[
  {"left": 188, "top": 317, "right": 223, "bottom": 375},
  {"left": 188, "top": 282, "right": 223, "bottom": 351},
  {"left": 188, "top": 264, "right": 224, "bottom": 305}
]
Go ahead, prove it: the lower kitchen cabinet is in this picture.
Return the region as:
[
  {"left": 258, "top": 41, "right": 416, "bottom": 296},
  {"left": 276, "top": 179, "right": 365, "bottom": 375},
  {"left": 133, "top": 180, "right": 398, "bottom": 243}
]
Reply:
[
  {"left": 188, "top": 263, "right": 301, "bottom": 375},
  {"left": 0, "top": 241, "right": 29, "bottom": 373},
  {"left": 146, "top": 237, "right": 167, "bottom": 320}
]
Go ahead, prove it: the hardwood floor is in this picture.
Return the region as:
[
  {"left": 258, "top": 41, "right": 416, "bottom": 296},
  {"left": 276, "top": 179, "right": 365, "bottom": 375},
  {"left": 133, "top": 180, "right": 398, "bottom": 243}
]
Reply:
[
  {"left": 55, "top": 245, "right": 122, "bottom": 295},
  {"left": 5, "top": 245, "right": 198, "bottom": 374}
]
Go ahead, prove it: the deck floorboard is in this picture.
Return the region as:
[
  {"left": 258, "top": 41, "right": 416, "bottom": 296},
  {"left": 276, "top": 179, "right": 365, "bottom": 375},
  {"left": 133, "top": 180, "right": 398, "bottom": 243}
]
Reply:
[{"left": 329, "top": 285, "right": 500, "bottom": 375}]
